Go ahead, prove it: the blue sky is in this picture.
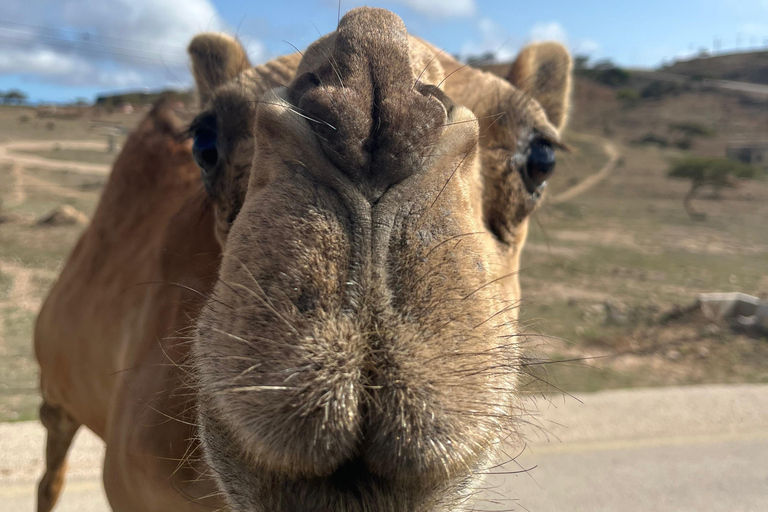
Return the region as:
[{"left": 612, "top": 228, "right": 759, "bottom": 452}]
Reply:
[{"left": 2, "top": 0, "right": 768, "bottom": 103}]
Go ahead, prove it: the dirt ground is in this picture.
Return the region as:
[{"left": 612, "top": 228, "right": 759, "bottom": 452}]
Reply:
[{"left": 0, "top": 87, "right": 766, "bottom": 422}]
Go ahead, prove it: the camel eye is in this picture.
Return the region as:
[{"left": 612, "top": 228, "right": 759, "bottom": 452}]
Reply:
[
  {"left": 191, "top": 115, "right": 219, "bottom": 173},
  {"left": 522, "top": 139, "right": 555, "bottom": 194}
]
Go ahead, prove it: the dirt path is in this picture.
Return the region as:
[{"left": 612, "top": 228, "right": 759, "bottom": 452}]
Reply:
[
  {"left": 0, "top": 140, "right": 111, "bottom": 175},
  {"left": 550, "top": 134, "right": 620, "bottom": 204}
]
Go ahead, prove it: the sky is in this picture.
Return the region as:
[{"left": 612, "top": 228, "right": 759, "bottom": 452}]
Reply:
[{"left": 2, "top": 0, "right": 768, "bottom": 103}]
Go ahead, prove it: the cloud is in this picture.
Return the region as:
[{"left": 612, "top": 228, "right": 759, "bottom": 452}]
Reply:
[
  {"left": 460, "top": 19, "right": 600, "bottom": 62},
  {"left": 529, "top": 22, "right": 568, "bottom": 43},
  {"left": 459, "top": 18, "right": 519, "bottom": 62},
  {"left": 0, "top": 0, "right": 267, "bottom": 95},
  {"left": 391, "top": 0, "right": 476, "bottom": 18}
]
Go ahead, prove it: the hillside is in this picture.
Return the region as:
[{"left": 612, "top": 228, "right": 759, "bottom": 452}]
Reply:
[
  {"left": 95, "top": 89, "right": 194, "bottom": 108},
  {"left": 663, "top": 51, "right": 768, "bottom": 85},
  {"left": 479, "top": 60, "right": 768, "bottom": 157}
]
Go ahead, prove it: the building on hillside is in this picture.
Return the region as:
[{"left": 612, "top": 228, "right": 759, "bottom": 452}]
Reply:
[{"left": 726, "top": 141, "right": 768, "bottom": 165}]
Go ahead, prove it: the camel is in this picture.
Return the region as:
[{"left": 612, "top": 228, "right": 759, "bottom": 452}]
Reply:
[{"left": 34, "top": 8, "right": 571, "bottom": 512}]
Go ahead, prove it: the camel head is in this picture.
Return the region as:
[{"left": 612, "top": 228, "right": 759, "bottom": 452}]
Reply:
[{"left": 188, "top": 7, "right": 571, "bottom": 511}]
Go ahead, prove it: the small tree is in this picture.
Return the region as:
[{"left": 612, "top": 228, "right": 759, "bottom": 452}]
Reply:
[
  {"left": 667, "top": 157, "right": 762, "bottom": 220},
  {"left": 3, "top": 89, "right": 27, "bottom": 105},
  {"left": 573, "top": 55, "right": 590, "bottom": 74},
  {"left": 466, "top": 51, "right": 496, "bottom": 66}
]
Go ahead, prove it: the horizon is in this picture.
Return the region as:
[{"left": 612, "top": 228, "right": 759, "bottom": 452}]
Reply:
[{"left": 2, "top": 0, "right": 768, "bottom": 103}]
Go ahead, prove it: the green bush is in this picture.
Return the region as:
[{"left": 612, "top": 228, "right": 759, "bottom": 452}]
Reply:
[
  {"left": 633, "top": 133, "right": 669, "bottom": 147},
  {"left": 669, "top": 121, "right": 715, "bottom": 138},
  {"left": 577, "top": 59, "right": 630, "bottom": 88},
  {"left": 641, "top": 81, "right": 685, "bottom": 99},
  {"left": 616, "top": 88, "right": 640, "bottom": 107}
]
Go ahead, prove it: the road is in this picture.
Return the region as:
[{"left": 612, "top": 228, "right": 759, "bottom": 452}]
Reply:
[
  {"left": 2, "top": 384, "right": 766, "bottom": 511},
  {"left": 632, "top": 70, "right": 768, "bottom": 97}
]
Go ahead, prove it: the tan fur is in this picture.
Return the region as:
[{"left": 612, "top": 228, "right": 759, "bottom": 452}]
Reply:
[
  {"left": 190, "top": 39, "right": 301, "bottom": 244},
  {"left": 507, "top": 42, "right": 573, "bottom": 130},
  {"left": 35, "top": 8, "right": 572, "bottom": 512},
  {"left": 188, "top": 33, "right": 251, "bottom": 104}
]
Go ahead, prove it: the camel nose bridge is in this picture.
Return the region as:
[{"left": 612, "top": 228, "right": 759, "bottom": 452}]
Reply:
[
  {"left": 294, "top": 7, "right": 448, "bottom": 201},
  {"left": 333, "top": 7, "right": 412, "bottom": 94}
]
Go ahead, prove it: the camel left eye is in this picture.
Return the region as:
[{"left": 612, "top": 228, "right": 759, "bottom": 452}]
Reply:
[
  {"left": 191, "top": 114, "right": 219, "bottom": 173},
  {"left": 522, "top": 139, "right": 556, "bottom": 194}
]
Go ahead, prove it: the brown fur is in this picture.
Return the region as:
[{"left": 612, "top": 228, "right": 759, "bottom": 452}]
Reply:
[
  {"left": 35, "top": 8, "right": 572, "bottom": 512},
  {"left": 188, "top": 36, "right": 301, "bottom": 244},
  {"left": 34, "top": 99, "right": 223, "bottom": 511}
]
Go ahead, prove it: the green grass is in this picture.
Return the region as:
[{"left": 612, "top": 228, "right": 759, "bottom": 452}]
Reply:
[
  {"left": 0, "top": 270, "right": 11, "bottom": 297},
  {"left": 0, "top": 307, "right": 40, "bottom": 422}
]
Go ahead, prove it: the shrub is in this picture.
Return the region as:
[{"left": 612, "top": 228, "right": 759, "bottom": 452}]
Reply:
[
  {"left": 633, "top": 133, "right": 669, "bottom": 147},
  {"left": 616, "top": 88, "right": 640, "bottom": 107},
  {"left": 641, "top": 81, "right": 685, "bottom": 99},
  {"left": 577, "top": 58, "right": 630, "bottom": 88},
  {"left": 669, "top": 121, "right": 715, "bottom": 138}
]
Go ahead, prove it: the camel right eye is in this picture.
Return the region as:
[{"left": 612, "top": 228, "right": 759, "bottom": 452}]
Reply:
[
  {"left": 521, "top": 138, "right": 556, "bottom": 194},
  {"left": 192, "top": 115, "right": 219, "bottom": 172}
]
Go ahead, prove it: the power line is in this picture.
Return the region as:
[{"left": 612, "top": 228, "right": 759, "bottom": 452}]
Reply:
[
  {"left": 0, "top": 18, "right": 187, "bottom": 52},
  {"left": 0, "top": 31, "right": 188, "bottom": 67}
]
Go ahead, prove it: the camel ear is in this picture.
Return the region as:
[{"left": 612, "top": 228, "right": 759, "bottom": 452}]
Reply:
[
  {"left": 507, "top": 42, "right": 572, "bottom": 130},
  {"left": 188, "top": 33, "right": 251, "bottom": 104}
]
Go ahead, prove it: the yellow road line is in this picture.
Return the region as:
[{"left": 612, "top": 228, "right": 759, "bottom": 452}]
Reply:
[{"left": 529, "top": 431, "right": 768, "bottom": 455}]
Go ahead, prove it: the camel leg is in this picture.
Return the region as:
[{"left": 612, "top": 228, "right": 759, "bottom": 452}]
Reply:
[{"left": 36, "top": 401, "right": 80, "bottom": 512}]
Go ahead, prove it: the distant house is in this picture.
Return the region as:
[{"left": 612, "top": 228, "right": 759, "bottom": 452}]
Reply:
[{"left": 726, "top": 142, "right": 768, "bottom": 165}]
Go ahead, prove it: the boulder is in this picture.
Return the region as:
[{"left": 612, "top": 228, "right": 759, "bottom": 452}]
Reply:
[
  {"left": 697, "top": 293, "right": 768, "bottom": 338},
  {"left": 697, "top": 292, "right": 760, "bottom": 319},
  {"left": 36, "top": 205, "right": 88, "bottom": 227}
]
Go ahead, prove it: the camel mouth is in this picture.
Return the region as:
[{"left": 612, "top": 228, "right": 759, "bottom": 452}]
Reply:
[{"left": 230, "top": 456, "right": 466, "bottom": 512}]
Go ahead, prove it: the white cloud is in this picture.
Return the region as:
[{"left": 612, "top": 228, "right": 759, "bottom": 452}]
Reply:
[
  {"left": 460, "top": 18, "right": 519, "bottom": 62},
  {"left": 529, "top": 22, "right": 568, "bottom": 43},
  {"left": 461, "top": 19, "right": 601, "bottom": 62},
  {"left": 0, "top": 0, "right": 267, "bottom": 94},
  {"left": 390, "top": 0, "right": 476, "bottom": 18}
]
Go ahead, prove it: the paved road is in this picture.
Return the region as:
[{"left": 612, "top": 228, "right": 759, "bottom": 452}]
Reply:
[
  {"left": 632, "top": 70, "right": 768, "bottom": 97},
  {"left": 2, "top": 384, "right": 766, "bottom": 511}
]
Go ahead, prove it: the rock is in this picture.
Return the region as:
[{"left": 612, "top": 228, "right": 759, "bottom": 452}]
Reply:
[
  {"left": 666, "top": 349, "right": 681, "bottom": 361},
  {"left": 697, "top": 292, "right": 760, "bottom": 320},
  {"left": 604, "top": 297, "right": 629, "bottom": 325},
  {"left": 583, "top": 303, "right": 606, "bottom": 321},
  {"left": 36, "top": 205, "right": 88, "bottom": 227}
]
